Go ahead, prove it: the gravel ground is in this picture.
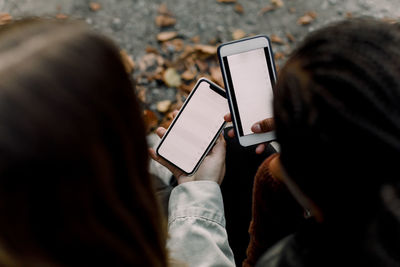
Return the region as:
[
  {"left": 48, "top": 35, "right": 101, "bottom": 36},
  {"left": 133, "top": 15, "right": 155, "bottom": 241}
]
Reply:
[{"left": 1, "top": 0, "right": 400, "bottom": 117}]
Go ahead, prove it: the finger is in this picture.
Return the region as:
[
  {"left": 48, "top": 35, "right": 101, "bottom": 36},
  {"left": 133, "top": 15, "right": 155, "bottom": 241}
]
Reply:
[
  {"left": 155, "top": 127, "right": 167, "bottom": 138},
  {"left": 224, "top": 113, "right": 232, "bottom": 122},
  {"left": 172, "top": 110, "right": 179, "bottom": 118},
  {"left": 148, "top": 148, "right": 184, "bottom": 178},
  {"left": 251, "top": 118, "right": 275, "bottom": 133},
  {"left": 209, "top": 134, "right": 226, "bottom": 157},
  {"left": 255, "top": 143, "right": 266, "bottom": 154},
  {"left": 227, "top": 128, "right": 235, "bottom": 138}
]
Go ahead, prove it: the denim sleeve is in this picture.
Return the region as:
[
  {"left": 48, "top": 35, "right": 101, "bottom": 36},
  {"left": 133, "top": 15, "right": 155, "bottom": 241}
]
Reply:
[{"left": 167, "top": 181, "right": 235, "bottom": 267}]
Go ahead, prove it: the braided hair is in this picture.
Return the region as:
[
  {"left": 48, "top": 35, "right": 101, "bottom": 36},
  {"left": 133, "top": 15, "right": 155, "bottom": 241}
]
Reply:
[{"left": 274, "top": 18, "right": 400, "bottom": 265}]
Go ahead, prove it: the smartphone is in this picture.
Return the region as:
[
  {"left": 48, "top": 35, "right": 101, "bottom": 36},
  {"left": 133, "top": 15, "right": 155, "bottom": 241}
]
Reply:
[
  {"left": 156, "top": 78, "right": 229, "bottom": 175},
  {"left": 218, "top": 35, "right": 277, "bottom": 147}
]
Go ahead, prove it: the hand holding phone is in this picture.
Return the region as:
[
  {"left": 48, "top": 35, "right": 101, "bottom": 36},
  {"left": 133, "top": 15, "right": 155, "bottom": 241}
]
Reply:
[
  {"left": 224, "top": 113, "right": 275, "bottom": 154},
  {"left": 218, "top": 35, "right": 277, "bottom": 147},
  {"left": 152, "top": 78, "right": 229, "bottom": 177},
  {"left": 149, "top": 113, "right": 226, "bottom": 185}
]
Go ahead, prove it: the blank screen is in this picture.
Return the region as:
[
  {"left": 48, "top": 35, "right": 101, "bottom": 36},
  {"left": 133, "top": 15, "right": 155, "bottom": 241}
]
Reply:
[
  {"left": 224, "top": 48, "right": 274, "bottom": 136},
  {"left": 158, "top": 82, "right": 229, "bottom": 173}
]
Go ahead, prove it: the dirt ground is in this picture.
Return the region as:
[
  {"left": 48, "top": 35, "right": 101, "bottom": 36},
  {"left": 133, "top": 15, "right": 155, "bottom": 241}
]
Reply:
[{"left": 1, "top": 0, "right": 400, "bottom": 127}]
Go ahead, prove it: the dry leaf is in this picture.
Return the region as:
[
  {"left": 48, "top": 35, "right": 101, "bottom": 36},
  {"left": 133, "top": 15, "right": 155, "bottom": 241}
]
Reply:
[
  {"left": 158, "top": 3, "right": 172, "bottom": 16},
  {"left": 271, "top": 0, "right": 284, "bottom": 7},
  {"left": 289, "top": 7, "right": 296, "bottom": 13},
  {"left": 234, "top": 4, "right": 244, "bottom": 14},
  {"left": 138, "top": 53, "right": 164, "bottom": 72},
  {"left": 191, "top": 36, "right": 201, "bottom": 43},
  {"left": 157, "top": 31, "right": 178, "bottom": 42},
  {"left": 195, "top": 59, "right": 209, "bottom": 73},
  {"left": 194, "top": 44, "right": 218, "bottom": 55},
  {"left": 274, "top": 52, "right": 285, "bottom": 61},
  {"left": 232, "top": 29, "right": 246, "bottom": 40},
  {"left": 136, "top": 86, "right": 147, "bottom": 103},
  {"left": 155, "top": 15, "right": 176, "bottom": 27},
  {"left": 298, "top": 11, "right": 317, "bottom": 25},
  {"left": 210, "top": 66, "right": 224, "bottom": 87},
  {"left": 217, "top": 0, "right": 236, "bottom": 3},
  {"left": 179, "top": 81, "right": 197, "bottom": 93},
  {"left": 270, "top": 34, "right": 285, "bottom": 45},
  {"left": 157, "top": 100, "right": 172, "bottom": 113},
  {"left": 120, "top": 50, "right": 135, "bottom": 74},
  {"left": 55, "top": 13, "right": 68, "bottom": 20},
  {"left": 89, "top": 2, "right": 101, "bottom": 11},
  {"left": 160, "top": 111, "right": 175, "bottom": 129},
  {"left": 286, "top": 32, "right": 296, "bottom": 42},
  {"left": 163, "top": 68, "right": 182, "bottom": 88},
  {"left": 259, "top": 5, "right": 276, "bottom": 16},
  {"left": 171, "top": 39, "right": 185, "bottom": 52},
  {"left": 146, "top": 46, "right": 159, "bottom": 54},
  {"left": 143, "top": 110, "right": 158, "bottom": 133},
  {"left": 181, "top": 69, "right": 197, "bottom": 81},
  {"left": 0, "top": 13, "right": 12, "bottom": 25}
]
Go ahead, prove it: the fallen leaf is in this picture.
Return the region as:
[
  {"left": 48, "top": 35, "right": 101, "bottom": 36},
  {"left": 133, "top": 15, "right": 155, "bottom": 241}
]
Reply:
[
  {"left": 195, "top": 59, "right": 209, "bottom": 73},
  {"left": 191, "top": 36, "right": 201, "bottom": 43},
  {"left": 55, "top": 13, "right": 68, "bottom": 20},
  {"left": 160, "top": 111, "right": 175, "bottom": 129},
  {"left": 274, "top": 52, "right": 285, "bottom": 61},
  {"left": 136, "top": 86, "right": 147, "bottom": 103},
  {"left": 171, "top": 39, "right": 185, "bottom": 52},
  {"left": 210, "top": 66, "right": 224, "bottom": 87},
  {"left": 155, "top": 15, "right": 176, "bottom": 27},
  {"left": 157, "top": 100, "right": 172, "bottom": 113},
  {"left": 286, "top": 32, "right": 296, "bottom": 42},
  {"left": 289, "top": 7, "right": 296, "bottom": 13},
  {"left": 89, "top": 2, "right": 101, "bottom": 11},
  {"left": 143, "top": 110, "right": 159, "bottom": 133},
  {"left": 179, "top": 81, "right": 197, "bottom": 93},
  {"left": 217, "top": 0, "right": 236, "bottom": 3},
  {"left": 232, "top": 29, "right": 246, "bottom": 40},
  {"left": 120, "top": 50, "right": 135, "bottom": 74},
  {"left": 157, "top": 31, "right": 178, "bottom": 42},
  {"left": 146, "top": 46, "right": 159, "bottom": 54},
  {"left": 297, "top": 11, "right": 317, "bottom": 25},
  {"left": 194, "top": 44, "right": 218, "bottom": 55},
  {"left": 163, "top": 68, "right": 182, "bottom": 88},
  {"left": 271, "top": 0, "right": 284, "bottom": 7},
  {"left": 259, "top": 5, "right": 276, "bottom": 16},
  {"left": 179, "top": 45, "right": 196, "bottom": 59},
  {"left": 181, "top": 69, "right": 197, "bottom": 81},
  {"left": 158, "top": 3, "right": 172, "bottom": 16},
  {"left": 234, "top": 4, "right": 244, "bottom": 14},
  {"left": 345, "top": 12, "right": 353, "bottom": 19},
  {"left": 270, "top": 34, "right": 285, "bottom": 45},
  {"left": 138, "top": 53, "right": 165, "bottom": 72},
  {"left": 0, "top": 13, "right": 12, "bottom": 25}
]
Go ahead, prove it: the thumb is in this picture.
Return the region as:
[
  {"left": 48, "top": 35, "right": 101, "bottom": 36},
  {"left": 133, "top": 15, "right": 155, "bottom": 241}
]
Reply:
[{"left": 252, "top": 118, "right": 275, "bottom": 133}]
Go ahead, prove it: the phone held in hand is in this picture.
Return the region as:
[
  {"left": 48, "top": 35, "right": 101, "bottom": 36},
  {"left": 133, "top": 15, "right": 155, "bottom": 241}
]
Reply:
[
  {"left": 156, "top": 78, "right": 229, "bottom": 175},
  {"left": 218, "top": 35, "right": 277, "bottom": 147}
]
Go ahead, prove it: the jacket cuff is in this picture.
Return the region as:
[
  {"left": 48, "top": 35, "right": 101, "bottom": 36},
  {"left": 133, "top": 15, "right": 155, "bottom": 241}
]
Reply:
[{"left": 168, "top": 181, "right": 226, "bottom": 227}]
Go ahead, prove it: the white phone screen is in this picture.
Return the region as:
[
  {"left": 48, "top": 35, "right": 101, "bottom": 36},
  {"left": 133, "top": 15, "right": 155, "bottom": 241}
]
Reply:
[
  {"left": 157, "top": 81, "right": 229, "bottom": 174},
  {"left": 224, "top": 48, "right": 274, "bottom": 136}
]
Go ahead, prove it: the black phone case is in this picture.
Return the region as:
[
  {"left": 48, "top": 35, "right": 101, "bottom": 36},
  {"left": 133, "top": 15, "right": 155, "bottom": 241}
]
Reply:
[
  {"left": 217, "top": 35, "right": 278, "bottom": 144},
  {"left": 156, "top": 78, "right": 227, "bottom": 176}
]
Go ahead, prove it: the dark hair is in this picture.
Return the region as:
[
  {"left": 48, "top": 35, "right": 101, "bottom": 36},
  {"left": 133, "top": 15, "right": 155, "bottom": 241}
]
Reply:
[
  {"left": 0, "top": 19, "right": 167, "bottom": 266},
  {"left": 274, "top": 18, "right": 400, "bottom": 264}
]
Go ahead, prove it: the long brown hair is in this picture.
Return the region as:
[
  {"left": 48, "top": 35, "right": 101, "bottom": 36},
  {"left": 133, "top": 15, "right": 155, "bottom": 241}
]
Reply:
[{"left": 0, "top": 19, "right": 167, "bottom": 266}]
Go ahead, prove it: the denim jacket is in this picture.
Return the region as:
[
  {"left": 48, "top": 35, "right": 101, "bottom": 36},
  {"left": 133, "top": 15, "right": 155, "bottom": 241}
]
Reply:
[{"left": 167, "top": 181, "right": 235, "bottom": 267}]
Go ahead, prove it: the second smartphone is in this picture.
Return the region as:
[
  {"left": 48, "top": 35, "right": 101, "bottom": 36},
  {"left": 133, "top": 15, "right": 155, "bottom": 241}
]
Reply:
[
  {"left": 218, "top": 35, "right": 277, "bottom": 147},
  {"left": 156, "top": 78, "right": 229, "bottom": 175}
]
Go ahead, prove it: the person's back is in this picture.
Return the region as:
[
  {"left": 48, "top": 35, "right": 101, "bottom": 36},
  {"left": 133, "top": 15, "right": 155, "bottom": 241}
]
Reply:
[
  {"left": 253, "top": 18, "right": 400, "bottom": 267},
  {"left": 0, "top": 19, "right": 168, "bottom": 266}
]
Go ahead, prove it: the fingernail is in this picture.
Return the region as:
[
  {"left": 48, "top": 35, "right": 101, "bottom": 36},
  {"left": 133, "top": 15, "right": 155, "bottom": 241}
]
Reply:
[{"left": 253, "top": 124, "right": 261, "bottom": 133}]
